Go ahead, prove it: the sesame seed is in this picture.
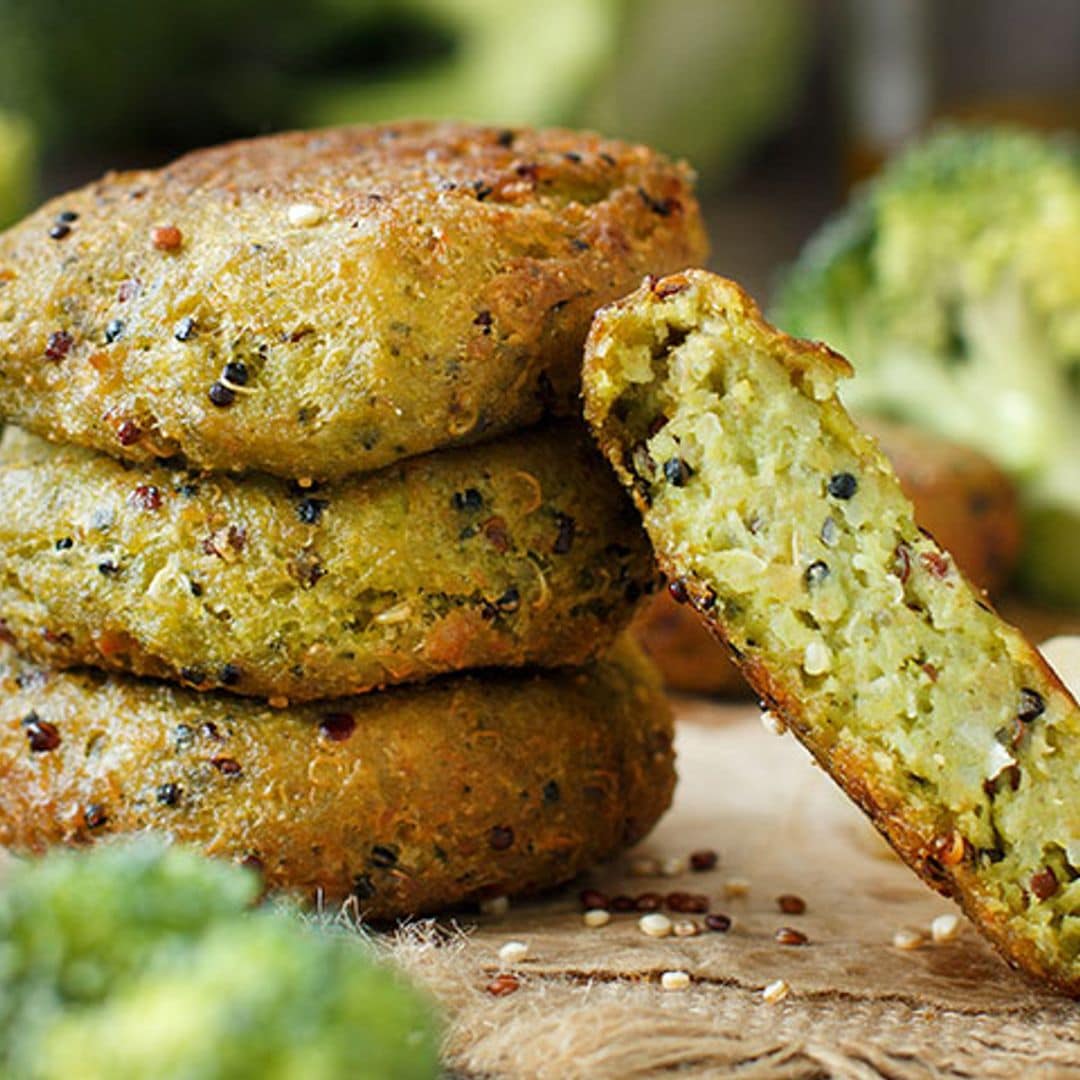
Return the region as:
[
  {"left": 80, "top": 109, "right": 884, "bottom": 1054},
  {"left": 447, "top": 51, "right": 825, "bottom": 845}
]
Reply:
[
  {"left": 802, "top": 641, "right": 832, "bottom": 676},
  {"left": 660, "top": 970, "right": 691, "bottom": 991},
  {"left": 931, "top": 913, "right": 961, "bottom": 943},
  {"left": 762, "top": 979, "right": 790, "bottom": 1004},
  {"left": 638, "top": 912, "right": 673, "bottom": 938},
  {"left": 760, "top": 710, "right": 788, "bottom": 736},
  {"left": 479, "top": 895, "right": 509, "bottom": 917},
  {"left": 629, "top": 855, "right": 661, "bottom": 877},
  {"left": 583, "top": 908, "right": 611, "bottom": 928},
  {"left": 827, "top": 472, "right": 858, "bottom": 499},
  {"left": 661, "top": 855, "right": 687, "bottom": 877},
  {"left": 672, "top": 919, "right": 700, "bottom": 938},
  {"left": 287, "top": 202, "right": 325, "bottom": 227},
  {"left": 208, "top": 381, "right": 235, "bottom": 407},
  {"left": 498, "top": 940, "right": 529, "bottom": 965},
  {"left": 892, "top": 927, "right": 926, "bottom": 951}
]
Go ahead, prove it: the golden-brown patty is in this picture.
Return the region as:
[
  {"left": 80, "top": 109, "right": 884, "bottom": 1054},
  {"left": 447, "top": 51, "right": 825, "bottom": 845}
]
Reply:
[
  {"left": 0, "top": 637, "right": 674, "bottom": 915},
  {"left": 0, "top": 123, "right": 706, "bottom": 479},
  {"left": 0, "top": 422, "right": 654, "bottom": 702}
]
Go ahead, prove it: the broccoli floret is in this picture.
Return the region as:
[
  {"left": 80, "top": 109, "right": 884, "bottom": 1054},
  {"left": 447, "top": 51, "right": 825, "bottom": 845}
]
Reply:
[
  {"left": 773, "top": 127, "right": 1080, "bottom": 606},
  {"left": 0, "top": 840, "right": 439, "bottom": 1079}
]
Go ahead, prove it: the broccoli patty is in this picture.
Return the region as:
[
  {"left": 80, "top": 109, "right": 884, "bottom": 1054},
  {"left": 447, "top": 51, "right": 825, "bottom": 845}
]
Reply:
[
  {"left": 0, "top": 636, "right": 674, "bottom": 914},
  {"left": 0, "top": 421, "right": 654, "bottom": 702},
  {"left": 584, "top": 270, "right": 1080, "bottom": 994},
  {"left": 0, "top": 122, "right": 706, "bottom": 480}
]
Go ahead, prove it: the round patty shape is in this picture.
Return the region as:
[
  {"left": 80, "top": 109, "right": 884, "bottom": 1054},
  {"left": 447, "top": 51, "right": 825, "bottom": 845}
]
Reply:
[
  {"left": 0, "top": 421, "right": 654, "bottom": 702},
  {"left": 583, "top": 270, "right": 1080, "bottom": 994},
  {"left": 0, "top": 123, "right": 706, "bottom": 480},
  {"left": 0, "top": 637, "right": 675, "bottom": 915}
]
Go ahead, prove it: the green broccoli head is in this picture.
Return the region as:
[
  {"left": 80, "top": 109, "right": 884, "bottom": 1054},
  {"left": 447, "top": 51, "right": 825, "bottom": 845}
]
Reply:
[
  {"left": 0, "top": 840, "right": 439, "bottom": 1079},
  {"left": 773, "top": 127, "right": 1080, "bottom": 606}
]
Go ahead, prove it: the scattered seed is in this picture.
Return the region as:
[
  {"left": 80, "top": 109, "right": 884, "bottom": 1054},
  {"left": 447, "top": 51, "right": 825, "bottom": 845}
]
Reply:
[
  {"left": 820, "top": 516, "right": 838, "bottom": 546},
  {"left": 932, "top": 831, "right": 967, "bottom": 867},
  {"left": 486, "top": 973, "right": 520, "bottom": 997},
  {"left": 104, "top": 319, "right": 125, "bottom": 344},
  {"left": 498, "top": 941, "right": 529, "bottom": 965},
  {"left": 661, "top": 855, "right": 688, "bottom": 878},
  {"left": 156, "top": 782, "right": 181, "bottom": 806},
  {"left": 892, "top": 927, "right": 926, "bottom": 951},
  {"left": 760, "top": 710, "right": 788, "bottom": 736},
  {"left": 222, "top": 360, "right": 249, "bottom": 387},
  {"left": 777, "top": 894, "right": 806, "bottom": 915},
  {"left": 579, "top": 889, "right": 609, "bottom": 911},
  {"left": 667, "top": 892, "right": 709, "bottom": 914},
  {"left": 762, "top": 979, "right": 790, "bottom": 1004},
  {"left": 634, "top": 892, "right": 664, "bottom": 912},
  {"left": 83, "top": 803, "right": 108, "bottom": 829},
  {"left": 174, "top": 316, "right": 197, "bottom": 342},
  {"left": 131, "top": 484, "right": 162, "bottom": 511},
  {"left": 639, "top": 912, "right": 673, "bottom": 938},
  {"left": 690, "top": 849, "right": 718, "bottom": 872},
  {"left": 704, "top": 913, "right": 732, "bottom": 933},
  {"left": 489, "top": 825, "right": 514, "bottom": 851},
  {"left": 672, "top": 919, "right": 700, "bottom": 938},
  {"left": 931, "top": 913, "right": 961, "bottom": 943},
  {"left": 629, "top": 855, "right": 661, "bottom": 877},
  {"left": 319, "top": 712, "right": 356, "bottom": 742},
  {"left": 56, "top": 210, "right": 79, "bottom": 224},
  {"left": 24, "top": 714, "right": 61, "bottom": 753},
  {"left": 583, "top": 908, "right": 611, "bottom": 928},
  {"left": 775, "top": 927, "right": 808, "bottom": 946},
  {"left": 610, "top": 895, "right": 636, "bottom": 913},
  {"left": 723, "top": 879, "right": 750, "bottom": 898},
  {"left": 667, "top": 578, "right": 689, "bottom": 604},
  {"left": 1018, "top": 688, "right": 1046, "bottom": 723},
  {"left": 45, "top": 330, "right": 73, "bottom": 361},
  {"left": 827, "top": 472, "right": 857, "bottom": 499},
  {"left": 804, "top": 560, "right": 830, "bottom": 587},
  {"left": 287, "top": 202, "right": 325, "bottom": 228},
  {"left": 479, "top": 895, "right": 510, "bottom": 917},
  {"left": 49, "top": 222, "right": 71, "bottom": 240},
  {"left": 211, "top": 757, "right": 242, "bottom": 776},
  {"left": 660, "top": 970, "right": 691, "bottom": 991}
]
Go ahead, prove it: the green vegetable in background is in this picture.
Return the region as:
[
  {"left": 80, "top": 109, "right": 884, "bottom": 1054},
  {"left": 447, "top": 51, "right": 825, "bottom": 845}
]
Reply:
[
  {"left": 773, "top": 127, "right": 1080, "bottom": 608},
  {"left": 0, "top": 109, "right": 35, "bottom": 228},
  {"left": 0, "top": 840, "right": 440, "bottom": 1079}
]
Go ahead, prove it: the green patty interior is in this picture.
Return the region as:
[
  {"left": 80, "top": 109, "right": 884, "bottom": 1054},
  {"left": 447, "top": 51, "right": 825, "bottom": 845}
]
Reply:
[{"left": 600, "top": 286, "right": 1080, "bottom": 972}]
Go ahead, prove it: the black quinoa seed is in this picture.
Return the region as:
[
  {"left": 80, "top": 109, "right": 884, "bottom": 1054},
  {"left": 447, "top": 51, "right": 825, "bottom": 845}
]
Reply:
[
  {"left": 705, "top": 913, "right": 732, "bottom": 932},
  {"left": 156, "top": 782, "right": 181, "bottom": 806},
  {"left": 55, "top": 537, "right": 73, "bottom": 550},
  {"left": 84, "top": 804, "right": 108, "bottom": 829},
  {"left": 218, "top": 663, "right": 241, "bottom": 686},
  {"left": 319, "top": 712, "right": 356, "bottom": 742},
  {"left": 542, "top": 779, "right": 561, "bottom": 804},
  {"left": 489, "top": 825, "right": 514, "bottom": 851},
  {"left": 805, "top": 561, "right": 830, "bottom": 587},
  {"left": 211, "top": 756, "right": 242, "bottom": 776},
  {"left": 827, "top": 472, "right": 858, "bottom": 499},
  {"left": 1018, "top": 688, "right": 1046, "bottom": 723},
  {"left": 45, "top": 331, "right": 73, "bottom": 361},
  {"left": 668, "top": 578, "right": 689, "bottom": 604},
  {"left": 97, "top": 560, "right": 120, "bottom": 576},
  {"left": 296, "top": 496, "right": 328, "bottom": 525},
  {"left": 553, "top": 513, "right": 576, "bottom": 555},
  {"left": 208, "top": 382, "right": 235, "bottom": 407},
  {"left": 452, "top": 488, "right": 484, "bottom": 512},
  {"left": 49, "top": 223, "right": 71, "bottom": 240},
  {"left": 370, "top": 844, "right": 399, "bottom": 869},
  {"left": 496, "top": 586, "right": 520, "bottom": 613},
  {"left": 104, "top": 319, "right": 125, "bottom": 344},
  {"left": 56, "top": 210, "right": 79, "bottom": 224},
  {"left": 174, "top": 316, "right": 197, "bottom": 342},
  {"left": 663, "top": 457, "right": 693, "bottom": 487},
  {"left": 222, "top": 360, "right": 249, "bottom": 386}
]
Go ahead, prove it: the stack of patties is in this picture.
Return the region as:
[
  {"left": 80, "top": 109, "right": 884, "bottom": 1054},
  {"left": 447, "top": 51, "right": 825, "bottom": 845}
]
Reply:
[{"left": 0, "top": 124, "right": 706, "bottom": 916}]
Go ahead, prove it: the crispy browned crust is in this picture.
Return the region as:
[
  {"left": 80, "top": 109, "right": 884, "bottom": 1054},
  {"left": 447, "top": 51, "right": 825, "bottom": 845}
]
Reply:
[
  {"left": 0, "top": 637, "right": 674, "bottom": 915},
  {"left": 583, "top": 269, "right": 1080, "bottom": 995},
  {"left": 0, "top": 123, "right": 706, "bottom": 480},
  {"left": 0, "top": 421, "right": 654, "bottom": 701}
]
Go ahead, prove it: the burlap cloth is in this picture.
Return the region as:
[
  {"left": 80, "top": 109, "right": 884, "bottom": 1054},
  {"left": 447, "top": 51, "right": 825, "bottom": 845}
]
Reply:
[{"left": 388, "top": 696, "right": 1080, "bottom": 1079}]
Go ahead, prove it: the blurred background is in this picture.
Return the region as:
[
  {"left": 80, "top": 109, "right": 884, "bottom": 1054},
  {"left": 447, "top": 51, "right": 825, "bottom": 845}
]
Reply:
[{"left": 0, "top": 0, "right": 1075, "bottom": 299}]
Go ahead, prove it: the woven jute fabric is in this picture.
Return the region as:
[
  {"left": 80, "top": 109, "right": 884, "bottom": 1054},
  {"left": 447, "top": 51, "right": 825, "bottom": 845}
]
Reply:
[{"left": 386, "top": 700, "right": 1080, "bottom": 1079}]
